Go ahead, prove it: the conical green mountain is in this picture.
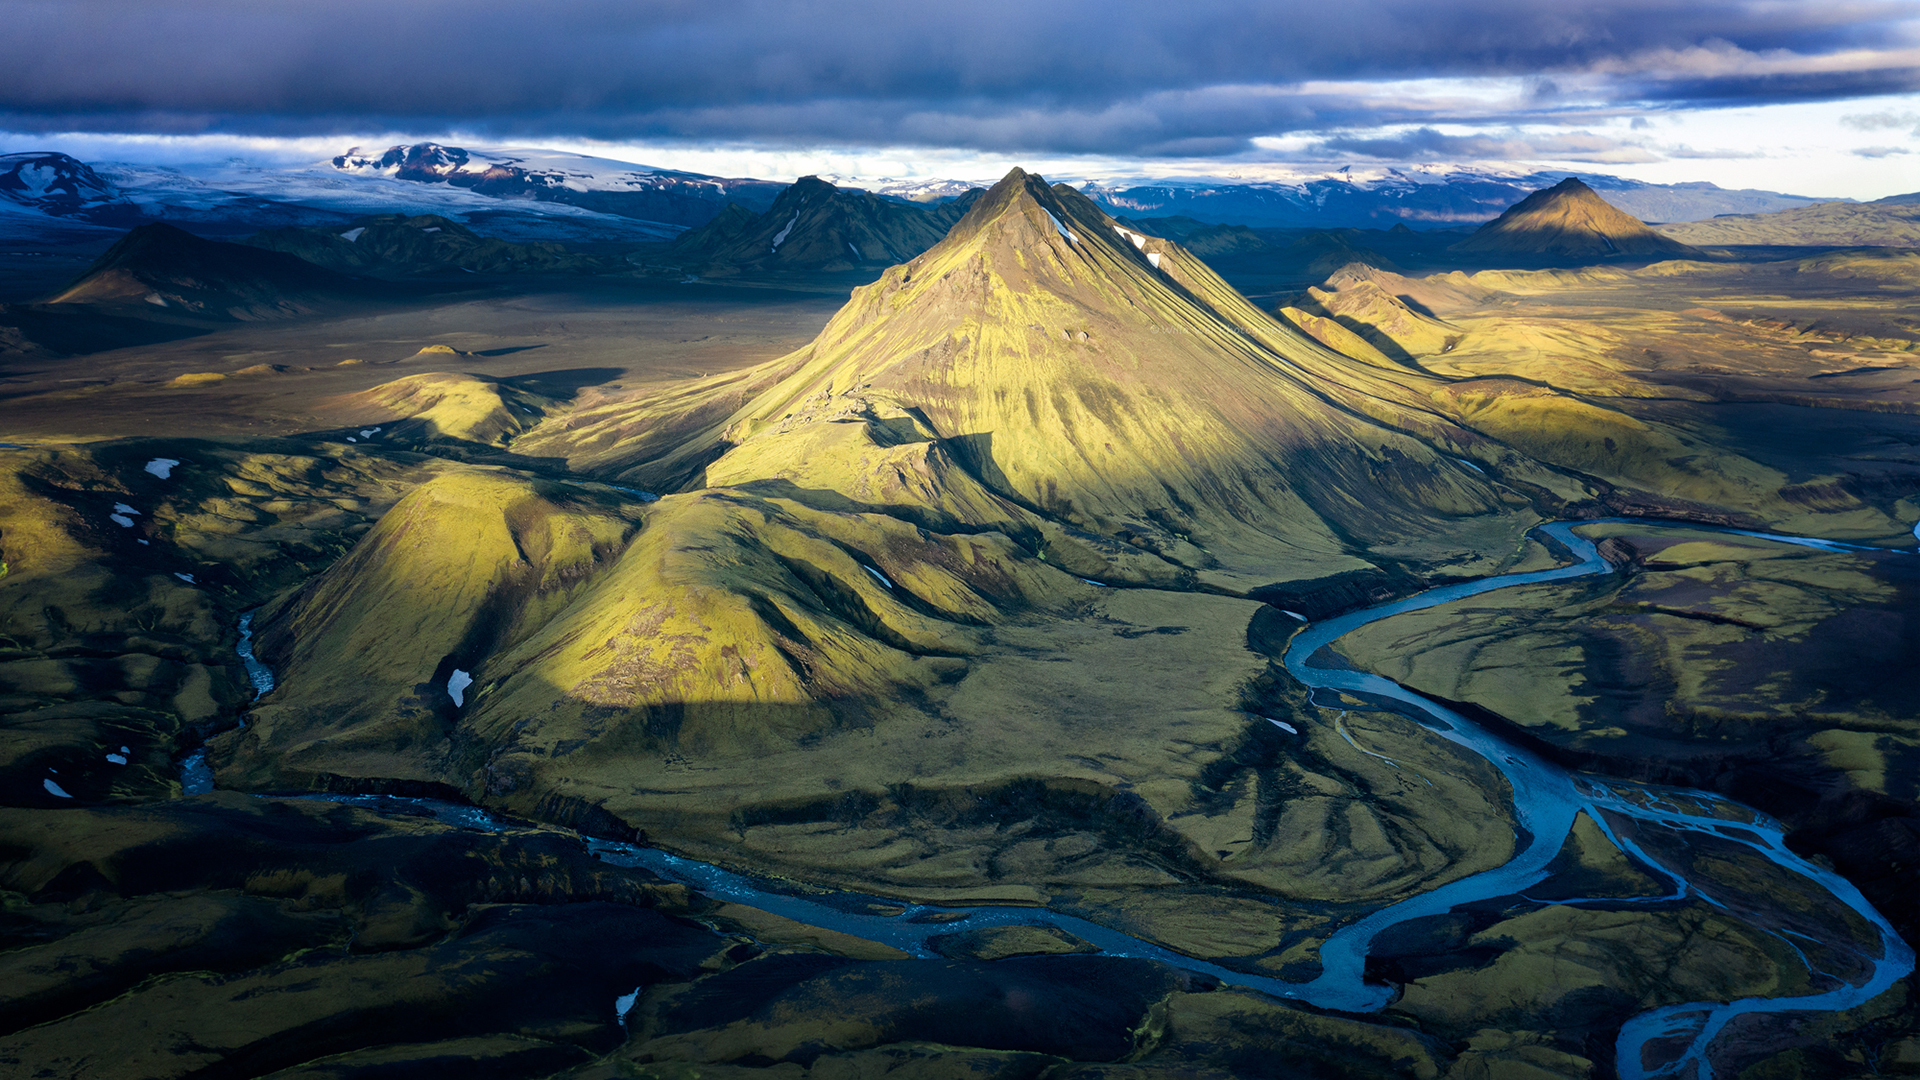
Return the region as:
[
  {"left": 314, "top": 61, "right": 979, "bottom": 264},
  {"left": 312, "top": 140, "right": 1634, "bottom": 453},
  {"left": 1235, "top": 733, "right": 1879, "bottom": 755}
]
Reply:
[
  {"left": 537, "top": 168, "right": 1531, "bottom": 588},
  {"left": 1451, "top": 177, "right": 1704, "bottom": 259},
  {"left": 668, "top": 176, "right": 982, "bottom": 274}
]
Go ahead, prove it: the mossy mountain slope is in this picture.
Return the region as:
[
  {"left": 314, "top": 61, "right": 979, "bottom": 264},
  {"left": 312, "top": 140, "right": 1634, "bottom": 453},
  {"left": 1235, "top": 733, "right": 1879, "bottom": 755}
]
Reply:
[
  {"left": 1277, "top": 263, "right": 1460, "bottom": 365},
  {"left": 209, "top": 172, "right": 1900, "bottom": 914},
  {"left": 667, "top": 176, "right": 983, "bottom": 275},
  {"left": 1656, "top": 197, "right": 1920, "bottom": 248},
  {"left": 544, "top": 169, "right": 1538, "bottom": 590},
  {"left": 340, "top": 372, "right": 556, "bottom": 446},
  {"left": 220, "top": 472, "right": 646, "bottom": 791},
  {"left": 1452, "top": 177, "right": 1705, "bottom": 259},
  {"left": 215, "top": 458, "right": 1523, "bottom": 927}
]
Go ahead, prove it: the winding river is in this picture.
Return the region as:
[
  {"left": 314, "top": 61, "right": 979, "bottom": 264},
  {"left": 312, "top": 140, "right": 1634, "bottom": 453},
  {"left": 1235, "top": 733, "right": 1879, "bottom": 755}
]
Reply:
[{"left": 202, "top": 519, "right": 1916, "bottom": 1079}]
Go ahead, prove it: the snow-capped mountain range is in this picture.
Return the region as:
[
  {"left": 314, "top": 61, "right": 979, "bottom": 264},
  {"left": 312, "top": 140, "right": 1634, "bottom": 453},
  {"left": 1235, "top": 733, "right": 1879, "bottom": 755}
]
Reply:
[
  {"left": 1074, "top": 160, "right": 1831, "bottom": 228},
  {"left": 0, "top": 144, "right": 787, "bottom": 245},
  {"left": 326, "top": 143, "right": 786, "bottom": 228},
  {"left": 0, "top": 142, "right": 1837, "bottom": 249}
]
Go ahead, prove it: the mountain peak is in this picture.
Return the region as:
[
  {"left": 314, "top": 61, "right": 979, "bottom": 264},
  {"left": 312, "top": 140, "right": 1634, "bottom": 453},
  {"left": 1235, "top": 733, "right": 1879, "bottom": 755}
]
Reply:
[
  {"left": 0, "top": 151, "right": 121, "bottom": 215},
  {"left": 1452, "top": 176, "right": 1704, "bottom": 259},
  {"left": 933, "top": 168, "right": 1104, "bottom": 255},
  {"left": 658, "top": 168, "right": 1507, "bottom": 586},
  {"left": 333, "top": 143, "right": 471, "bottom": 181}
]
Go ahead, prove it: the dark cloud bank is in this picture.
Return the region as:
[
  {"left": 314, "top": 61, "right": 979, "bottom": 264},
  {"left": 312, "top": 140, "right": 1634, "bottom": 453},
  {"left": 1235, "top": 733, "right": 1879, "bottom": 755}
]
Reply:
[{"left": 3, "top": 0, "right": 1917, "bottom": 155}]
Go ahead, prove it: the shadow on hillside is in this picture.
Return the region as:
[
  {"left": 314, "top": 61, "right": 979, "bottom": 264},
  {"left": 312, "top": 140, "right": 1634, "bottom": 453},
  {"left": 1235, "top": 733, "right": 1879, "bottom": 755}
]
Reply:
[
  {"left": 497, "top": 366, "right": 624, "bottom": 400},
  {"left": 472, "top": 344, "right": 549, "bottom": 358}
]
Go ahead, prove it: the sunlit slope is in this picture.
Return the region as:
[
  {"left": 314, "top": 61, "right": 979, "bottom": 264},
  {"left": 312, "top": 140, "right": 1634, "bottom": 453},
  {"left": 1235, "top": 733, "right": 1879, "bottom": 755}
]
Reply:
[
  {"left": 1269, "top": 258, "right": 1919, "bottom": 536},
  {"left": 537, "top": 170, "right": 1536, "bottom": 588},
  {"left": 217, "top": 472, "right": 645, "bottom": 790},
  {"left": 208, "top": 175, "right": 1564, "bottom": 922},
  {"left": 206, "top": 171, "right": 1920, "bottom": 927},
  {"left": 1276, "top": 263, "right": 1461, "bottom": 365},
  {"left": 1657, "top": 198, "right": 1920, "bottom": 248},
  {"left": 342, "top": 372, "right": 556, "bottom": 446},
  {"left": 216, "top": 457, "right": 1109, "bottom": 798},
  {"left": 211, "top": 460, "right": 1524, "bottom": 928}
]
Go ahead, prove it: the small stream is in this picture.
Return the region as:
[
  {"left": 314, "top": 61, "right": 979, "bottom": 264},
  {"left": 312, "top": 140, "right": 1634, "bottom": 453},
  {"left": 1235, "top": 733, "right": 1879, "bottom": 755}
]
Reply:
[
  {"left": 190, "top": 521, "right": 1917, "bottom": 1078},
  {"left": 178, "top": 611, "right": 274, "bottom": 795}
]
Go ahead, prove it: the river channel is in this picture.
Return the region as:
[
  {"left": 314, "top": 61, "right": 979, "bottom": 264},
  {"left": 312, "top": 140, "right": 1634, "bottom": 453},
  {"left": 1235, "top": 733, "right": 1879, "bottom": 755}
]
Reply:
[{"left": 189, "top": 518, "right": 1917, "bottom": 1079}]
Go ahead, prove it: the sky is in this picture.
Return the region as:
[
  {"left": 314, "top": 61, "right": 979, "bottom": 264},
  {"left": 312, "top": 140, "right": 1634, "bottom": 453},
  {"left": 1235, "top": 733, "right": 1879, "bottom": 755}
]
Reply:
[{"left": 3, "top": 0, "right": 1919, "bottom": 198}]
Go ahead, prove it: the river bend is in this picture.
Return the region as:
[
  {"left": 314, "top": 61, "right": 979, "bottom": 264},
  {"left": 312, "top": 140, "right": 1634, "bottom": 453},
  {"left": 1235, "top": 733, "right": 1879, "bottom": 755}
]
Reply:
[{"left": 202, "top": 519, "right": 1917, "bottom": 1079}]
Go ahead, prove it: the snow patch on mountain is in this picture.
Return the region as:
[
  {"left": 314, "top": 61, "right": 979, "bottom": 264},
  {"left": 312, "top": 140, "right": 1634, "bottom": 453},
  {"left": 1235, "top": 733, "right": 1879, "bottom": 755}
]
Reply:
[{"left": 770, "top": 212, "right": 798, "bottom": 251}]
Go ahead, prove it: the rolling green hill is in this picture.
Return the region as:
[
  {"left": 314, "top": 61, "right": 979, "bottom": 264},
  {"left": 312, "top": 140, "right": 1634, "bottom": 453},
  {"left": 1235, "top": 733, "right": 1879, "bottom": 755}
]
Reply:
[{"left": 1657, "top": 196, "right": 1920, "bottom": 248}]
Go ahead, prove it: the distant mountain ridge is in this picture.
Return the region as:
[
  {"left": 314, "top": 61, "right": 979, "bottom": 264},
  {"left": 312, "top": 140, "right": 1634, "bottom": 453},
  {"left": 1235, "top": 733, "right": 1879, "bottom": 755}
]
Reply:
[
  {"left": 663, "top": 176, "right": 983, "bottom": 274},
  {"left": 331, "top": 143, "right": 788, "bottom": 227},
  {"left": 48, "top": 222, "right": 372, "bottom": 318},
  {"left": 0, "top": 145, "right": 1851, "bottom": 249},
  {"left": 2, "top": 219, "right": 400, "bottom": 358},
  {"left": 1081, "top": 170, "right": 1826, "bottom": 229},
  {"left": 1656, "top": 197, "right": 1920, "bottom": 248},
  {"left": 244, "top": 214, "right": 626, "bottom": 277}
]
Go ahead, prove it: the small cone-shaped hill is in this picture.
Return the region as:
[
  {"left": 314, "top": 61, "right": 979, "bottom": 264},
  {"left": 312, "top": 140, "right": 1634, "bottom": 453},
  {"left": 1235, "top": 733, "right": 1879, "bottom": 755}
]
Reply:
[
  {"left": 49, "top": 223, "right": 367, "bottom": 318},
  {"left": 341, "top": 371, "right": 557, "bottom": 445},
  {"left": 1451, "top": 178, "right": 1704, "bottom": 259},
  {"left": 1277, "top": 263, "right": 1460, "bottom": 366},
  {"left": 669, "top": 176, "right": 982, "bottom": 274}
]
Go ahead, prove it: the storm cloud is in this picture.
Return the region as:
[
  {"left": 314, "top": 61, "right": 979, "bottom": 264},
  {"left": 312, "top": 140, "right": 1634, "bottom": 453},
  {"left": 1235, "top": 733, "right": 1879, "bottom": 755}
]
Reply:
[{"left": 3, "top": 0, "right": 1918, "bottom": 155}]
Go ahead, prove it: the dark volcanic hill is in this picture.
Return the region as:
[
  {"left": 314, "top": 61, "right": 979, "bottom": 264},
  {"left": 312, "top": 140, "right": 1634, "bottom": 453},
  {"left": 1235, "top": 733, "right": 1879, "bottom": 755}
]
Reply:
[
  {"left": 665, "top": 176, "right": 983, "bottom": 275},
  {"left": 1451, "top": 178, "right": 1705, "bottom": 259},
  {"left": 244, "top": 214, "right": 621, "bottom": 277},
  {"left": 1119, "top": 215, "right": 1274, "bottom": 256},
  {"left": 47, "top": 222, "right": 371, "bottom": 319}
]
